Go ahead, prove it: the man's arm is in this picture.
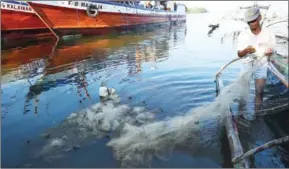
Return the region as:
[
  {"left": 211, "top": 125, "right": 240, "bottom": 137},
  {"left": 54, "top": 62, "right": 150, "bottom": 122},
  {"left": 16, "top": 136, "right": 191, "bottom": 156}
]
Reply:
[{"left": 238, "top": 49, "right": 249, "bottom": 58}]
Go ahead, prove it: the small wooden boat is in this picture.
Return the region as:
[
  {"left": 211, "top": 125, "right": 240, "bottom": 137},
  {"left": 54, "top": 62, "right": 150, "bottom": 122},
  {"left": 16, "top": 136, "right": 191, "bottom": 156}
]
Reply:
[
  {"left": 215, "top": 52, "right": 288, "bottom": 168},
  {"left": 213, "top": 3, "right": 288, "bottom": 166}
]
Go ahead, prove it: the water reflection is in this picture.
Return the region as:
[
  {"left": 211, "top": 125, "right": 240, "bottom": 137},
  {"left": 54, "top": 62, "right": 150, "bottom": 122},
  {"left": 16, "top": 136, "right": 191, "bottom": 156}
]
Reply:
[
  {"left": 1, "top": 24, "right": 186, "bottom": 117},
  {"left": 1, "top": 23, "right": 189, "bottom": 167},
  {"left": 1, "top": 40, "right": 55, "bottom": 81}
]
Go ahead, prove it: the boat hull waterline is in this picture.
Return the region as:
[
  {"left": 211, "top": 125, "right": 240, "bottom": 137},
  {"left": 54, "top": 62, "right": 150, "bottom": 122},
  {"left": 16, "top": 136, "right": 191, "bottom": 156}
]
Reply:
[{"left": 27, "top": 1, "right": 186, "bottom": 37}]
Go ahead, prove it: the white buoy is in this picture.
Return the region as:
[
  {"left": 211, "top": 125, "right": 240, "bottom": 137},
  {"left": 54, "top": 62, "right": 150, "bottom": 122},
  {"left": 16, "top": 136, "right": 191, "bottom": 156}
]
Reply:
[
  {"left": 99, "top": 86, "right": 109, "bottom": 98},
  {"left": 99, "top": 82, "right": 116, "bottom": 99}
]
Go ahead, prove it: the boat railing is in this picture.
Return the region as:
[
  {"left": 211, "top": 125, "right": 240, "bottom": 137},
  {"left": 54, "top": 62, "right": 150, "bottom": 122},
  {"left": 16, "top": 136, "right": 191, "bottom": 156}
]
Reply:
[{"left": 92, "top": 0, "right": 176, "bottom": 13}]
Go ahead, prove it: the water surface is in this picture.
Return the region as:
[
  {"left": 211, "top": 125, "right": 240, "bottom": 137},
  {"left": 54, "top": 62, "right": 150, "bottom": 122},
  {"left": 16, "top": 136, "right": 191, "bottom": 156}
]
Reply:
[{"left": 1, "top": 13, "right": 288, "bottom": 168}]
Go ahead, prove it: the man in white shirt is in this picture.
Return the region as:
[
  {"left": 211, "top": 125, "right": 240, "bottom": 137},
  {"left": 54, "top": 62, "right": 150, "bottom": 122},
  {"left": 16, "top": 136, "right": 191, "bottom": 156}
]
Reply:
[{"left": 237, "top": 7, "right": 276, "bottom": 113}]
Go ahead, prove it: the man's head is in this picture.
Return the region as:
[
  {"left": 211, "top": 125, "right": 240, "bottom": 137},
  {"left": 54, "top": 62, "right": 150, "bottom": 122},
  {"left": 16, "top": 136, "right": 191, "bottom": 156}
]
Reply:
[{"left": 244, "top": 7, "right": 262, "bottom": 31}]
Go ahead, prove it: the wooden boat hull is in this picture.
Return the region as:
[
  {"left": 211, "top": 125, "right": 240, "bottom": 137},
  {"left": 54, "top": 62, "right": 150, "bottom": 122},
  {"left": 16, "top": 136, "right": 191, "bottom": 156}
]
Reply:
[
  {"left": 27, "top": 1, "right": 186, "bottom": 37},
  {"left": 1, "top": 1, "right": 53, "bottom": 43}
]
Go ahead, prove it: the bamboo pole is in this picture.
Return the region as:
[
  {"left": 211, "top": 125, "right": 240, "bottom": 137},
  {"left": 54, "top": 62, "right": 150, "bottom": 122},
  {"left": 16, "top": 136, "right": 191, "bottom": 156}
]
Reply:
[
  {"left": 266, "top": 18, "right": 289, "bottom": 28},
  {"left": 215, "top": 58, "right": 241, "bottom": 77},
  {"left": 232, "top": 136, "right": 289, "bottom": 164}
]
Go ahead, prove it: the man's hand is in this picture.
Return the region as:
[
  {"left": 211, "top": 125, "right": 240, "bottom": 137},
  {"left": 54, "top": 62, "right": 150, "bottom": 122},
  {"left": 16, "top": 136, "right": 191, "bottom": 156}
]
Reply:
[
  {"left": 238, "top": 45, "right": 256, "bottom": 58},
  {"left": 246, "top": 45, "right": 256, "bottom": 54},
  {"left": 264, "top": 48, "right": 274, "bottom": 57}
]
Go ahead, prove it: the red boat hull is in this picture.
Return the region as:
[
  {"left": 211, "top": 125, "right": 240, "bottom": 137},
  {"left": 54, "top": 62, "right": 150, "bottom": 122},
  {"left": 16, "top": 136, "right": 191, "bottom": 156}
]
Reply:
[
  {"left": 1, "top": 3, "right": 53, "bottom": 42},
  {"left": 28, "top": 2, "right": 186, "bottom": 37}
]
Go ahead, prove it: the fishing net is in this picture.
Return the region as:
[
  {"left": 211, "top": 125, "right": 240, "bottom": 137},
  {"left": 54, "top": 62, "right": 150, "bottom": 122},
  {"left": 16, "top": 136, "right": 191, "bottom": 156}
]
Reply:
[
  {"left": 30, "top": 43, "right": 288, "bottom": 167},
  {"left": 31, "top": 53, "right": 288, "bottom": 167},
  {"left": 33, "top": 64, "right": 256, "bottom": 167}
]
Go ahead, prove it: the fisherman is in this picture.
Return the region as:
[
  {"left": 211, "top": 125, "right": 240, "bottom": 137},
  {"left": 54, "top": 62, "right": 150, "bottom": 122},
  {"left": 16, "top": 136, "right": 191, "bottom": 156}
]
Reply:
[{"left": 236, "top": 7, "right": 276, "bottom": 114}]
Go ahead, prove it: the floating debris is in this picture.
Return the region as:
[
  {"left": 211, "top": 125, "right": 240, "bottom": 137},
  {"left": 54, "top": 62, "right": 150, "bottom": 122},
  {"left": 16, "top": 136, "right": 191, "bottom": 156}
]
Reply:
[{"left": 40, "top": 133, "right": 51, "bottom": 139}]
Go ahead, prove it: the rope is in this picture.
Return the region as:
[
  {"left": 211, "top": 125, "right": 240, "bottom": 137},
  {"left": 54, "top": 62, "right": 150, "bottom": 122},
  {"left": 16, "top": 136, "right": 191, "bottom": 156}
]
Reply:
[{"left": 27, "top": 2, "right": 60, "bottom": 40}]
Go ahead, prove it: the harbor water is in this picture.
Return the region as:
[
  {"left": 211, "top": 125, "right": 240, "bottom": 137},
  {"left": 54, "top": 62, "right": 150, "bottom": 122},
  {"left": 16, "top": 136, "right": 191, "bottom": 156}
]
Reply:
[{"left": 1, "top": 13, "right": 289, "bottom": 168}]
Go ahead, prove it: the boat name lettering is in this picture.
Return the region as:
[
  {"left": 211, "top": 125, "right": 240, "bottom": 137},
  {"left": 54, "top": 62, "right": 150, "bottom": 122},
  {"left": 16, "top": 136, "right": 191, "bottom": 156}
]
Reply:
[
  {"left": 2, "top": 3, "right": 32, "bottom": 12},
  {"left": 68, "top": 1, "right": 102, "bottom": 10}
]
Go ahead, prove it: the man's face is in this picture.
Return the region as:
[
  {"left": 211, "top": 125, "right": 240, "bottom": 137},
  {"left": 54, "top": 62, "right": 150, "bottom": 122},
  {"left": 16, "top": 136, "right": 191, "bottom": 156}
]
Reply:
[{"left": 248, "top": 15, "right": 261, "bottom": 30}]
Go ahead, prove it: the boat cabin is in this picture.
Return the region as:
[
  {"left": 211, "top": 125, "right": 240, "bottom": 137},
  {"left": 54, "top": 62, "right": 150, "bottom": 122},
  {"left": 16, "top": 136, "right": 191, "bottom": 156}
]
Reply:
[{"left": 111, "top": 0, "right": 186, "bottom": 13}]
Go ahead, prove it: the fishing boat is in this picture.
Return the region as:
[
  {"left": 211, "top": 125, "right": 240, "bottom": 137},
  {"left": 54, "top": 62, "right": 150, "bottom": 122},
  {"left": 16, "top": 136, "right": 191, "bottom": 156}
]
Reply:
[
  {"left": 1, "top": 0, "right": 53, "bottom": 43},
  {"left": 27, "top": 1, "right": 186, "bottom": 38}
]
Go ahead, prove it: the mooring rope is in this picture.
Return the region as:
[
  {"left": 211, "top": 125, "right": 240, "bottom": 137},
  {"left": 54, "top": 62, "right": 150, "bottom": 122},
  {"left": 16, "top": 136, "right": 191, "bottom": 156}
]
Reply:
[{"left": 28, "top": 2, "right": 60, "bottom": 40}]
